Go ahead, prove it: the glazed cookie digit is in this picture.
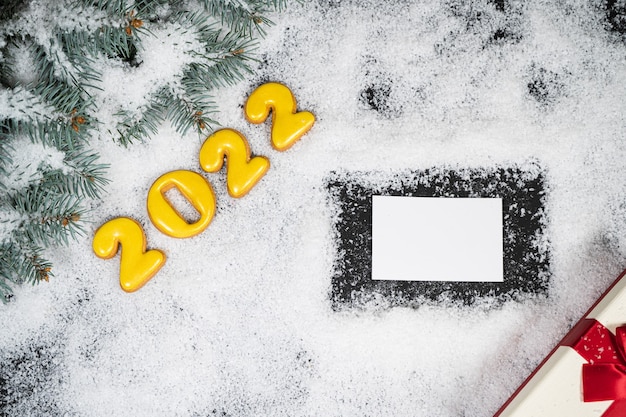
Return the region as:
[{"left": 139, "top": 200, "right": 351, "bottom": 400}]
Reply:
[
  {"left": 147, "top": 170, "right": 216, "bottom": 238},
  {"left": 199, "top": 128, "right": 270, "bottom": 198},
  {"left": 92, "top": 217, "right": 166, "bottom": 292},
  {"left": 244, "top": 82, "right": 315, "bottom": 151}
]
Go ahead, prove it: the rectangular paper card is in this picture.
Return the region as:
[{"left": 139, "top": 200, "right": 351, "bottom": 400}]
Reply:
[
  {"left": 326, "top": 165, "right": 549, "bottom": 310},
  {"left": 372, "top": 196, "right": 503, "bottom": 282}
]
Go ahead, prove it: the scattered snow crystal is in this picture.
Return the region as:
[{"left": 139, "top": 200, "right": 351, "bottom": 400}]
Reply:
[{"left": 3, "top": 1, "right": 626, "bottom": 416}]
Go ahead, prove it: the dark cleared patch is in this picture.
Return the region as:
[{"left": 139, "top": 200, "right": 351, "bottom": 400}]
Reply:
[
  {"left": 0, "top": 338, "right": 68, "bottom": 416},
  {"left": 490, "top": 27, "right": 523, "bottom": 44},
  {"left": 326, "top": 165, "right": 550, "bottom": 310},
  {"left": 358, "top": 79, "right": 403, "bottom": 118},
  {"left": 488, "top": 0, "right": 525, "bottom": 46},
  {"left": 444, "top": 0, "right": 525, "bottom": 48},
  {"left": 359, "top": 83, "right": 392, "bottom": 114},
  {"left": 490, "top": 0, "right": 507, "bottom": 12},
  {"left": 359, "top": 56, "right": 403, "bottom": 119},
  {"left": 446, "top": 0, "right": 482, "bottom": 21},
  {"left": 316, "top": 0, "right": 342, "bottom": 8},
  {"left": 191, "top": 410, "right": 232, "bottom": 417},
  {"left": 526, "top": 65, "right": 565, "bottom": 106},
  {"left": 606, "top": 0, "right": 626, "bottom": 34},
  {"left": 0, "top": 375, "right": 7, "bottom": 415}
]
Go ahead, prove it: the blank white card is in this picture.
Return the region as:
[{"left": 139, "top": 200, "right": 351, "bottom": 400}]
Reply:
[{"left": 371, "top": 196, "right": 503, "bottom": 282}]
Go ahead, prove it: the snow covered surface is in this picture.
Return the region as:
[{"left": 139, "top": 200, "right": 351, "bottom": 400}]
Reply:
[{"left": 3, "top": 0, "right": 626, "bottom": 415}]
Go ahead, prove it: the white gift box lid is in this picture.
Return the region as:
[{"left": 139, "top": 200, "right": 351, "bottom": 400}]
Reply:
[{"left": 494, "top": 270, "right": 626, "bottom": 417}]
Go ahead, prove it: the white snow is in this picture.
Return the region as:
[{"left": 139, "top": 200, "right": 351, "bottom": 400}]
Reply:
[
  {"left": 0, "top": 88, "right": 60, "bottom": 122},
  {"left": 3, "top": 0, "right": 626, "bottom": 416},
  {"left": 3, "top": 139, "right": 68, "bottom": 191},
  {"left": 94, "top": 22, "right": 204, "bottom": 135}
]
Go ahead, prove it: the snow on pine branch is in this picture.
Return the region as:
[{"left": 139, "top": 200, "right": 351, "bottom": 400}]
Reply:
[
  {"left": 0, "top": 88, "right": 61, "bottom": 123},
  {"left": 2, "top": 139, "right": 68, "bottom": 192}
]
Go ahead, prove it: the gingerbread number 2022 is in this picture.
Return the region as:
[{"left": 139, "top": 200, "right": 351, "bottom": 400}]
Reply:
[
  {"left": 245, "top": 82, "right": 316, "bottom": 151},
  {"left": 93, "top": 82, "right": 315, "bottom": 292},
  {"left": 93, "top": 217, "right": 166, "bottom": 292}
]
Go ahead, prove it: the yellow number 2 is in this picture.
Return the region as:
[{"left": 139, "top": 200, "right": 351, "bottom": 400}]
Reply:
[
  {"left": 244, "top": 82, "right": 315, "bottom": 151},
  {"left": 199, "top": 128, "right": 270, "bottom": 198},
  {"left": 92, "top": 217, "right": 166, "bottom": 292}
]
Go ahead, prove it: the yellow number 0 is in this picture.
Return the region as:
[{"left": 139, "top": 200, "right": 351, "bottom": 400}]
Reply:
[{"left": 147, "top": 170, "right": 216, "bottom": 238}]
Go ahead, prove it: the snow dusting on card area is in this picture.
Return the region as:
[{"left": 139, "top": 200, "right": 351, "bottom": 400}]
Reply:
[{"left": 4, "top": 0, "right": 626, "bottom": 416}]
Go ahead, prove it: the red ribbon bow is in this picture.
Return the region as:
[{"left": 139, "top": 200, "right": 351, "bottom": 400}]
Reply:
[{"left": 572, "top": 320, "right": 626, "bottom": 416}]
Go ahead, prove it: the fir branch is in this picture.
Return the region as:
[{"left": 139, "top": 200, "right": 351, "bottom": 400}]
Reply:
[
  {"left": 133, "top": 0, "right": 169, "bottom": 17},
  {"left": 33, "top": 80, "right": 90, "bottom": 116},
  {"left": 123, "top": 9, "right": 150, "bottom": 38},
  {"left": 1, "top": 82, "right": 92, "bottom": 150},
  {"left": 9, "top": 117, "right": 82, "bottom": 151},
  {"left": 40, "top": 151, "right": 109, "bottom": 199},
  {"left": 56, "top": 21, "right": 137, "bottom": 67},
  {"left": 94, "top": 25, "right": 137, "bottom": 61},
  {"left": 0, "top": 124, "right": 12, "bottom": 185},
  {"left": 181, "top": 17, "right": 258, "bottom": 88},
  {"left": 57, "top": 30, "right": 103, "bottom": 84},
  {"left": 3, "top": 81, "right": 94, "bottom": 150},
  {"left": 158, "top": 88, "right": 217, "bottom": 136},
  {"left": 79, "top": 0, "right": 132, "bottom": 16},
  {"left": 0, "top": 53, "right": 10, "bottom": 89},
  {"left": 183, "top": 51, "right": 253, "bottom": 91},
  {"left": 0, "top": 87, "right": 61, "bottom": 123},
  {"left": 0, "top": 277, "right": 13, "bottom": 302},
  {"left": 31, "top": 39, "right": 80, "bottom": 88},
  {"left": 11, "top": 186, "right": 86, "bottom": 246},
  {"left": 114, "top": 101, "right": 164, "bottom": 145},
  {"left": 199, "top": 0, "right": 285, "bottom": 37},
  {"left": 0, "top": 242, "right": 53, "bottom": 302}
]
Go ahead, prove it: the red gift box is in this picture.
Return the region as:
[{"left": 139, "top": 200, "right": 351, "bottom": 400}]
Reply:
[{"left": 495, "top": 269, "right": 626, "bottom": 416}]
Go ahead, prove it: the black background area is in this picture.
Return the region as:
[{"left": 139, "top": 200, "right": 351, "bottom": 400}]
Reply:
[{"left": 326, "top": 166, "right": 550, "bottom": 310}]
